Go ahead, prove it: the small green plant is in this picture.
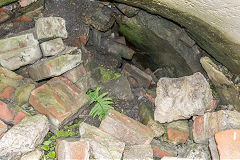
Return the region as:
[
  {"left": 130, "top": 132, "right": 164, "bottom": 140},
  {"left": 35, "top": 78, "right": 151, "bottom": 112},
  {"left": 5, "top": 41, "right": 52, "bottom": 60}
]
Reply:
[
  {"left": 87, "top": 87, "right": 114, "bottom": 120},
  {"left": 98, "top": 66, "right": 121, "bottom": 83},
  {"left": 120, "top": 108, "right": 125, "bottom": 115},
  {"left": 42, "top": 121, "right": 81, "bottom": 159},
  {"left": 212, "top": 88, "right": 219, "bottom": 98}
]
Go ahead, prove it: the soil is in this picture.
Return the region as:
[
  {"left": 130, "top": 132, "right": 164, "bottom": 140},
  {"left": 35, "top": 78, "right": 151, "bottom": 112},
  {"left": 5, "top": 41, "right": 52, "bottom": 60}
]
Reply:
[{"left": 0, "top": 0, "right": 146, "bottom": 127}]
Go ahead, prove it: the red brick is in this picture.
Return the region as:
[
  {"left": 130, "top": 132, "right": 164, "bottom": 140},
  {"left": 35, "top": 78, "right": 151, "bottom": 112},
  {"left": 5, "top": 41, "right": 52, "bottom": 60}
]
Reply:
[
  {"left": 122, "top": 63, "right": 152, "bottom": 88},
  {"left": 215, "top": 129, "right": 240, "bottom": 159},
  {"left": 56, "top": 138, "right": 89, "bottom": 160},
  {"left": 193, "top": 115, "right": 205, "bottom": 138},
  {"left": 153, "top": 148, "right": 175, "bottom": 158},
  {"left": 13, "top": 111, "right": 28, "bottom": 124},
  {"left": 0, "top": 8, "right": 11, "bottom": 23},
  {"left": 13, "top": 15, "right": 33, "bottom": 22},
  {"left": 0, "top": 87, "right": 15, "bottom": 99},
  {"left": 0, "top": 120, "right": 7, "bottom": 138},
  {"left": 0, "top": 101, "right": 15, "bottom": 122},
  {"left": 193, "top": 110, "right": 240, "bottom": 144},
  {"left": 99, "top": 109, "right": 153, "bottom": 145}
]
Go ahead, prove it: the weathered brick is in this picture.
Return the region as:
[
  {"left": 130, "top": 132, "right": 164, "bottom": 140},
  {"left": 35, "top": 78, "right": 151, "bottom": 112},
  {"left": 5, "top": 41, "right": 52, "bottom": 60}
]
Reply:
[
  {"left": 79, "top": 122, "right": 125, "bottom": 160},
  {"left": 29, "top": 77, "right": 89, "bottom": 132},
  {"left": 56, "top": 138, "right": 89, "bottom": 160},
  {"left": 0, "top": 34, "right": 42, "bottom": 70},
  {"left": 151, "top": 139, "right": 177, "bottom": 158},
  {"left": 167, "top": 120, "right": 189, "bottom": 144},
  {"left": 122, "top": 63, "right": 153, "bottom": 88},
  {"left": 193, "top": 110, "right": 240, "bottom": 144},
  {"left": 215, "top": 129, "right": 240, "bottom": 159},
  {"left": 28, "top": 48, "right": 82, "bottom": 81},
  {"left": 0, "top": 8, "right": 11, "bottom": 23},
  {"left": 99, "top": 109, "right": 153, "bottom": 145},
  {"left": 40, "top": 38, "right": 65, "bottom": 57}
]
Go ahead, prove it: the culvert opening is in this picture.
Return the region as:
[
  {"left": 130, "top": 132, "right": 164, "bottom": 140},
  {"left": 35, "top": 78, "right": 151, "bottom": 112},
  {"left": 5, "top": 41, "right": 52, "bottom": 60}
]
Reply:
[{"left": 0, "top": 0, "right": 240, "bottom": 159}]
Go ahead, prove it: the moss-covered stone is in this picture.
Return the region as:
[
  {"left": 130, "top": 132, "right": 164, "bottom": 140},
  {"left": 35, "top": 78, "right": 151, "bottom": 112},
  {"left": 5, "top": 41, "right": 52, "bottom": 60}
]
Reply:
[
  {"left": 114, "top": 0, "right": 240, "bottom": 74},
  {"left": 0, "top": 67, "right": 23, "bottom": 100},
  {"left": 118, "top": 14, "right": 193, "bottom": 77},
  {"left": 138, "top": 102, "right": 165, "bottom": 137},
  {"left": 0, "top": 0, "right": 17, "bottom": 7},
  {"left": 98, "top": 66, "right": 121, "bottom": 83},
  {"left": 14, "top": 84, "right": 35, "bottom": 107},
  {"left": 29, "top": 51, "right": 82, "bottom": 81},
  {"left": 200, "top": 57, "right": 240, "bottom": 111}
]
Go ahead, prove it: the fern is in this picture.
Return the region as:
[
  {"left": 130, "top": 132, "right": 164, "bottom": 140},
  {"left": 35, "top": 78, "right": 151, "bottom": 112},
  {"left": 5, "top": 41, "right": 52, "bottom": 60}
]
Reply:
[{"left": 87, "top": 87, "right": 114, "bottom": 120}]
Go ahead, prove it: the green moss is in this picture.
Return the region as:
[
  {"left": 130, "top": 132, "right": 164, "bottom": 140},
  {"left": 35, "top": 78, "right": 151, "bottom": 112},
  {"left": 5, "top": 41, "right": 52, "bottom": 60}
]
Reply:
[
  {"left": 119, "top": 22, "right": 144, "bottom": 45},
  {"left": 42, "top": 121, "right": 81, "bottom": 159},
  {"left": 98, "top": 67, "right": 121, "bottom": 83},
  {"left": 0, "top": 0, "right": 17, "bottom": 7},
  {"left": 118, "top": 15, "right": 193, "bottom": 77},
  {"left": 14, "top": 84, "right": 35, "bottom": 106}
]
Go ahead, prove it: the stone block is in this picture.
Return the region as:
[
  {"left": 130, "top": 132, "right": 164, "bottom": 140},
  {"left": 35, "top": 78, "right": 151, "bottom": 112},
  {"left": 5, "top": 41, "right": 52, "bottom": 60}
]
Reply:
[
  {"left": 20, "top": 148, "right": 43, "bottom": 160},
  {"left": 40, "top": 38, "right": 65, "bottom": 57},
  {"left": 35, "top": 17, "right": 68, "bottom": 40},
  {"left": 56, "top": 138, "right": 89, "bottom": 160},
  {"left": 0, "top": 115, "right": 49, "bottom": 158},
  {"left": 28, "top": 49, "right": 82, "bottom": 81},
  {"left": 123, "top": 145, "right": 153, "bottom": 160},
  {"left": 155, "top": 72, "right": 213, "bottom": 123},
  {"left": 183, "top": 143, "right": 211, "bottom": 160},
  {"left": 79, "top": 122, "right": 125, "bottom": 160},
  {"left": 208, "top": 137, "right": 219, "bottom": 160},
  {"left": 0, "top": 33, "right": 42, "bottom": 70}
]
